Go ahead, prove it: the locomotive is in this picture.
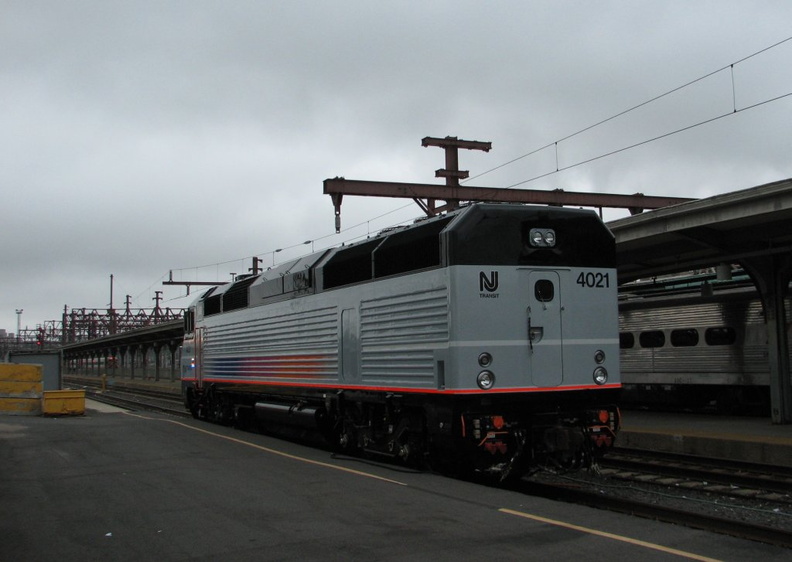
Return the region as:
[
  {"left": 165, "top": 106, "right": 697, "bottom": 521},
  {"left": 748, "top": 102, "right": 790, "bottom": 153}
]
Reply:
[{"left": 180, "top": 203, "right": 621, "bottom": 477}]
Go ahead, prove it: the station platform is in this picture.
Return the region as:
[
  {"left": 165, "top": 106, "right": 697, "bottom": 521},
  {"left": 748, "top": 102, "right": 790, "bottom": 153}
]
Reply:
[
  {"left": 64, "top": 375, "right": 792, "bottom": 469},
  {"left": 619, "top": 410, "right": 792, "bottom": 468}
]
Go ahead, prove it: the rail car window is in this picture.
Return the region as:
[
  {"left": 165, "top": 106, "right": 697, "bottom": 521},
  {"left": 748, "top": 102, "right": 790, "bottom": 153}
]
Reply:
[
  {"left": 534, "top": 279, "right": 555, "bottom": 302},
  {"left": 322, "top": 238, "right": 381, "bottom": 290},
  {"left": 619, "top": 332, "right": 635, "bottom": 349},
  {"left": 670, "top": 328, "right": 699, "bottom": 347},
  {"left": 639, "top": 330, "right": 665, "bottom": 348},
  {"left": 373, "top": 218, "right": 450, "bottom": 278},
  {"left": 705, "top": 327, "right": 737, "bottom": 346}
]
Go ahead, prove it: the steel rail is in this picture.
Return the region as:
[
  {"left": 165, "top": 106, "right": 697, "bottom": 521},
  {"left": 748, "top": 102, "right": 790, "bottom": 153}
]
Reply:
[
  {"left": 602, "top": 448, "right": 792, "bottom": 497},
  {"left": 516, "top": 480, "right": 792, "bottom": 549}
]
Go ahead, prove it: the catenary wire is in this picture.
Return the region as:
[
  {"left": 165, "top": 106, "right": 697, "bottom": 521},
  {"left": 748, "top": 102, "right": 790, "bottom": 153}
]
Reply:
[
  {"left": 505, "top": 91, "right": 792, "bottom": 189},
  {"left": 161, "top": 36, "right": 792, "bottom": 294},
  {"left": 467, "top": 34, "right": 792, "bottom": 184}
]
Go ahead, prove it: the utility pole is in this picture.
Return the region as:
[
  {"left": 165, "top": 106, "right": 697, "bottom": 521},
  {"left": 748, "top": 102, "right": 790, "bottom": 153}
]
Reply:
[
  {"left": 15, "top": 309, "right": 22, "bottom": 344},
  {"left": 422, "top": 136, "right": 492, "bottom": 185},
  {"left": 249, "top": 256, "right": 263, "bottom": 275},
  {"left": 417, "top": 136, "right": 492, "bottom": 216},
  {"left": 109, "top": 274, "right": 117, "bottom": 334}
]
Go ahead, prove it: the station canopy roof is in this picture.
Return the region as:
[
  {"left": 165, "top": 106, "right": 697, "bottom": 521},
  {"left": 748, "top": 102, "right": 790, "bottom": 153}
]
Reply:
[{"left": 609, "top": 178, "right": 792, "bottom": 284}]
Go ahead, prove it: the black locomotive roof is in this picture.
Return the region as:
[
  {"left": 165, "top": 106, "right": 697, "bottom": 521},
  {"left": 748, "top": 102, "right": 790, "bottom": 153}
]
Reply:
[
  {"left": 443, "top": 203, "right": 615, "bottom": 268},
  {"left": 195, "top": 203, "right": 615, "bottom": 312}
]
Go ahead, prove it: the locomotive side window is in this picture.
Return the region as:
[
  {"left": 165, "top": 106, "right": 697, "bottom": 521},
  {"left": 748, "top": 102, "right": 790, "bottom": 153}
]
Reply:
[
  {"left": 639, "top": 330, "right": 665, "bottom": 348},
  {"left": 534, "top": 279, "right": 555, "bottom": 302},
  {"left": 670, "top": 328, "right": 699, "bottom": 347},
  {"left": 705, "top": 326, "right": 737, "bottom": 346},
  {"left": 183, "top": 308, "right": 195, "bottom": 334},
  {"left": 322, "top": 238, "right": 381, "bottom": 290},
  {"left": 373, "top": 217, "right": 450, "bottom": 279},
  {"left": 204, "top": 293, "right": 222, "bottom": 316},
  {"left": 198, "top": 287, "right": 220, "bottom": 317},
  {"left": 619, "top": 332, "right": 635, "bottom": 349},
  {"left": 222, "top": 276, "right": 258, "bottom": 312}
]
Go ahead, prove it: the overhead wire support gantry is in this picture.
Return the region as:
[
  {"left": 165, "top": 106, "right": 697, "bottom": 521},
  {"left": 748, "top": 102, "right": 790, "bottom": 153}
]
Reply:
[{"left": 325, "top": 135, "right": 695, "bottom": 232}]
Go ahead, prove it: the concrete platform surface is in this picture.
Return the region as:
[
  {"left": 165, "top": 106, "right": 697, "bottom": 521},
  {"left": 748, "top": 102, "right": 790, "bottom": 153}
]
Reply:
[
  {"left": 1, "top": 401, "right": 790, "bottom": 561},
  {"left": 619, "top": 410, "right": 792, "bottom": 468}
]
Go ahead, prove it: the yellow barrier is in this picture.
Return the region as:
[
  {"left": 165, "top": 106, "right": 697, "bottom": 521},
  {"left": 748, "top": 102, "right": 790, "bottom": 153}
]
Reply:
[
  {"left": 42, "top": 390, "right": 85, "bottom": 416},
  {"left": 0, "top": 364, "right": 43, "bottom": 416}
]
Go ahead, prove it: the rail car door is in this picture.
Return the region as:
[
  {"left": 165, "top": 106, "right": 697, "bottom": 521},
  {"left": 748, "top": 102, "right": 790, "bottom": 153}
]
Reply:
[
  {"left": 525, "top": 270, "right": 563, "bottom": 386},
  {"left": 340, "top": 308, "right": 360, "bottom": 382},
  {"left": 194, "top": 327, "right": 205, "bottom": 389}
]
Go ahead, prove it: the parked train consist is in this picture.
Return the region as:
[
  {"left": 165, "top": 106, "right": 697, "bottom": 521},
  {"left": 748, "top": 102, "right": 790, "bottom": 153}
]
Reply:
[
  {"left": 619, "top": 276, "right": 792, "bottom": 414},
  {"left": 180, "top": 203, "right": 621, "bottom": 477}
]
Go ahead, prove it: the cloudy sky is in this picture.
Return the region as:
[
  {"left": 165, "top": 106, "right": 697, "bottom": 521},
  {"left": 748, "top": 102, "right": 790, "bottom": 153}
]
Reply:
[{"left": 2, "top": 1, "right": 791, "bottom": 335}]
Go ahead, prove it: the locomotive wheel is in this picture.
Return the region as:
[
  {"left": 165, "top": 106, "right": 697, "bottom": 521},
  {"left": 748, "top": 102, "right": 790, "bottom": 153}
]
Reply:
[
  {"left": 185, "top": 388, "right": 203, "bottom": 419},
  {"left": 190, "top": 402, "right": 202, "bottom": 419},
  {"left": 205, "top": 387, "right": 233, "bottom": 425}
]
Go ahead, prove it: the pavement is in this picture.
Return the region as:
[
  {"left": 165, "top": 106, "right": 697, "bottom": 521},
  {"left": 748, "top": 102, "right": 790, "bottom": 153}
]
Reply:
[{"left": 1, "top": 399, "right": 790, "bottom": 561}]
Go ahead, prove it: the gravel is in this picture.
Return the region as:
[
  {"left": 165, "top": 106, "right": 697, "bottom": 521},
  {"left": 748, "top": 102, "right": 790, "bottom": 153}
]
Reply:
[{"left": 529, "top": 467, "right": 792, "bottom": 533}]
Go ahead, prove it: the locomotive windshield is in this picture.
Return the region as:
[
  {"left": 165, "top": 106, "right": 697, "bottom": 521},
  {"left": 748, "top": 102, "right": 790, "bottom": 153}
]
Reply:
[{"left": 442, "top": 204, "right": 615, "bottom": 268}]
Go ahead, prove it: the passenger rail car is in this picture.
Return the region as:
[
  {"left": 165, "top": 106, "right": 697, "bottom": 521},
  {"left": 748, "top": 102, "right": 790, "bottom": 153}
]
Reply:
[
  {"left": 619, "top": 279, "right": 792, "bottom": 413},
  {"left": 181, "top": 203, "right": 621, "bottom": 477}
]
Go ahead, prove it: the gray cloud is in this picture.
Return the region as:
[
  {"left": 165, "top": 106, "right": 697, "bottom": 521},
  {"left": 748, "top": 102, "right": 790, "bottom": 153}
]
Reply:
[{"left": 2, "top": 1, "right": 791, "bottom": 332}]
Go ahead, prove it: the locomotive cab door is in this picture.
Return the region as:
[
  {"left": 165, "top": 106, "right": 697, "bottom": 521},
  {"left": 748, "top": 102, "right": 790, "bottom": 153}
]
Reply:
[{"left": 525, "top": 270, "right": 563, "bottom": 386}]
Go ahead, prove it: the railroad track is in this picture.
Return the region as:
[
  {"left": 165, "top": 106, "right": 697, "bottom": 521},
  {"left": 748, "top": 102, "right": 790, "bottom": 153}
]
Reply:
[
  {"left": 64, "top": 376, "right": 189, "bottom": 418},
  {"left": 511, "top": 447, "right": 792, "bottom": 549},
  {"left": 515, "top": 477, "right": 792, "bottom": 549},
  {"left": 87, "top": 390, "right": 190, "bottom": 418},
  {"left": 601, "top": 448, "right": 792, "bottom": 501}
]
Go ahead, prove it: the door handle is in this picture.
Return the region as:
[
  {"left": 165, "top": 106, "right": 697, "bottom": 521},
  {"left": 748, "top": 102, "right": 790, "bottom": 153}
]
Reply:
[{"left": 527, "top": 307, "right": 543, "bottom": 351}]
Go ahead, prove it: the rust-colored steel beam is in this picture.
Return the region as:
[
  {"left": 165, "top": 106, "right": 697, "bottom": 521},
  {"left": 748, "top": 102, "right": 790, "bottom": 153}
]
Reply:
[
  {"left": 162, "top": 269, "right": 224, "bottom": 296},
  {"left": 421, "top": 136, "right": 493, "bottom": 152},
  {"left": 424, "top": 137, "right": 492, "bottom": 189},
  {"left": 324, "top": 177, "right": 695, "bottom": 230}
]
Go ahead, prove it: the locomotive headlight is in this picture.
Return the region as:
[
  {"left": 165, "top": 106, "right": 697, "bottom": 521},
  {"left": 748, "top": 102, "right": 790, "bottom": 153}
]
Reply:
[
  {"left": 594, "top": 350, "right": 606, "bottom": 364},
  {"left": 477, "top": 370, "right": 495, "bottom": 390},
  {"left": 478, "top": 352, "right": 493, "bottom": 367},
  {"left": 529, "top": 228, "right": 556, "bottom": 248},
  {"left": 593, "top": 367, "right": 608, "bottom": 385}
]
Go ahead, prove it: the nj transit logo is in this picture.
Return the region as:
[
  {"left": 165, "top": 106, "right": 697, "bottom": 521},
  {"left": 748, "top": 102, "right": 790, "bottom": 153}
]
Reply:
[{"left": 479, "top": 271, "right": 499, "bottom": 298}]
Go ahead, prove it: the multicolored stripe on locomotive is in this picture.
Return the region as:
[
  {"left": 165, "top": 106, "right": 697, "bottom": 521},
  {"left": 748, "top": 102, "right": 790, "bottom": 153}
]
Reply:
[{"left": 180, "top": 203, "right": 621, "bottom": 477}]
